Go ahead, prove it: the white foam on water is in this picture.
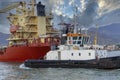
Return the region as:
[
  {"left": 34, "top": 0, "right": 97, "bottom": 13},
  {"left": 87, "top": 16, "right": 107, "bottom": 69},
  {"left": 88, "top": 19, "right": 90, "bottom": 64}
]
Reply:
[{"left": 19, "top": 63, "right": 31, "bottom": 69}]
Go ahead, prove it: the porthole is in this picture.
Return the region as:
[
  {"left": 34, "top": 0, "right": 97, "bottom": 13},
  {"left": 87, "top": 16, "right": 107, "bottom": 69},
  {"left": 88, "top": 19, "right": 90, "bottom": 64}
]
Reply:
[
  {"left": 71, "top": 53, "right": 73, "bottom": 56},
  {"left": 79, "top": 53, "right": 81, "bottom": 56},
  {"left": 89, "top": 53, "right": 91, "bottom": 56}
]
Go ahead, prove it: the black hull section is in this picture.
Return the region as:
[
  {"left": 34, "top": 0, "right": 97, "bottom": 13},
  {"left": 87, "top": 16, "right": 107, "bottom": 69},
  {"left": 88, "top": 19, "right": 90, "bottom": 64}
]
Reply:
[{"left": 24, "top": 56, "right": 120, "bottom": 69}]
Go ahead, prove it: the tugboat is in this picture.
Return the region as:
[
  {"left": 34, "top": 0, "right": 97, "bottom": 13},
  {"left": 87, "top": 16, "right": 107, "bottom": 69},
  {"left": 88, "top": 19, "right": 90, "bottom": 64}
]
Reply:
[
  {"left": 0, "top": 0, "right": 59, "bottom": 62},
  {"left": 24, "top": 23, "right": 120, "bottom": 69}
]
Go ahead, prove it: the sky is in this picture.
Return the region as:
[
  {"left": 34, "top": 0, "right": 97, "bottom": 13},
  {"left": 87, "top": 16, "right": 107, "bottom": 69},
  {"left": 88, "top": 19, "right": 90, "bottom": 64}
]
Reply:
[{"left": 0, "top": 0, "right": 120, "bottom": 34}]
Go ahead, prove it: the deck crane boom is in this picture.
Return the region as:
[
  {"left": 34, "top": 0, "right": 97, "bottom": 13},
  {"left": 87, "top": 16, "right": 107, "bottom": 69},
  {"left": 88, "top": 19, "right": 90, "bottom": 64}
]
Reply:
[{"left": 0, "top": 2, "right": 23, "bottom": 13}]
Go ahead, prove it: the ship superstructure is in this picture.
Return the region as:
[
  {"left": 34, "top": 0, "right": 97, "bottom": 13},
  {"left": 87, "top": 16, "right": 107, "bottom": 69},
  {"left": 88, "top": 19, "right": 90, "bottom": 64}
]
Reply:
[{"left": 7, "top": 0, "right": 58, "bottom": 46}]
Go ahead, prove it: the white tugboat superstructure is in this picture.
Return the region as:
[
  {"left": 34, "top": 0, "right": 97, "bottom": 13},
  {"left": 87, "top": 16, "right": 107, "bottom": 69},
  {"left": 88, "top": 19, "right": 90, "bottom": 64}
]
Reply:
[{"left": 46, "top": 31, "right": 108, "bottom": 61}]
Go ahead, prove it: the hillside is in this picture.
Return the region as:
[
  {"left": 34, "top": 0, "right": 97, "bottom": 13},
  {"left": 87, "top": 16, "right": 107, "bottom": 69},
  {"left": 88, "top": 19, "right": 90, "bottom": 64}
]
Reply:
[
  {"left": 0, "top": 32, "right": 9, "bottom": 46},
  {"left": 89, "top": 23, "right": 120, "bottom": 45}
]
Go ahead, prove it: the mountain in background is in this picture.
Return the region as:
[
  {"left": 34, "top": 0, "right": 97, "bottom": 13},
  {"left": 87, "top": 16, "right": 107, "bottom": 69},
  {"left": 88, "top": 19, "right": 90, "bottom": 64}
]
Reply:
[
  {"left": 0, "top": 32, "right": 9, "bottom": 46},
  {"left": 100, "top": 23, "right": 120, "bottom": 40},
  {"left": 89, "top": 23, "right": 120, "bottom": 45}
]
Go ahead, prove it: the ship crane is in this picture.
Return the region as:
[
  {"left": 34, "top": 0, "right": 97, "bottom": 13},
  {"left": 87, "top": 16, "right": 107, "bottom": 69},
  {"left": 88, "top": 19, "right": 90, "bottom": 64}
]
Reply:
[{"left": 0, "top": 2, "right": 24, "bottom": 13}]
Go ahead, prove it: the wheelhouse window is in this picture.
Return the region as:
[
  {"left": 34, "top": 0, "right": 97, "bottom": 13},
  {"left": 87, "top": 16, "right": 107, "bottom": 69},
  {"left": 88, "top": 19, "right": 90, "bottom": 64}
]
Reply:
[
  {"left": 77, "top": 41, "right": 81, "bottom": 44},
  {"left": 79, "top": 37, "right": 81, "bottom": 40},
  {"left": 73, "top": 37, "right": 77, "bottom": 40},
  {"left": 73, "top": 41, "right": 76, "bottom": 44},
  {"left": 86, "top": 37, "right": 89, "bottom": 43}
]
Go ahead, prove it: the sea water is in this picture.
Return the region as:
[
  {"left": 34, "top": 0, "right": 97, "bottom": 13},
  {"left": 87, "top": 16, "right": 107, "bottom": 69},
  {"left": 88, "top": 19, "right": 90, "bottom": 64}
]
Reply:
[{"left": 0, "top": 62, "right": 120, "bottom": 80}]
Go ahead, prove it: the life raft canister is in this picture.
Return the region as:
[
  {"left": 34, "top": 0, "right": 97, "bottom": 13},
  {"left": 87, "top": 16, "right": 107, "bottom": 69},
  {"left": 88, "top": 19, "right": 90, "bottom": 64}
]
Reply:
[{"left": 10, "top": 25, "right": 19, "bottom": 33}]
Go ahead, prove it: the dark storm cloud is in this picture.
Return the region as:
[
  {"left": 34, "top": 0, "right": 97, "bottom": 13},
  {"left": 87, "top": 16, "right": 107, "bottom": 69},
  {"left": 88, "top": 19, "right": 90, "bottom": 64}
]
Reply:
[
  {"left": 77, "top": 0, "right": 98, "bottom": 27},
  {"left": 0, "top": 0, "right": 120, "bottom": 33}
]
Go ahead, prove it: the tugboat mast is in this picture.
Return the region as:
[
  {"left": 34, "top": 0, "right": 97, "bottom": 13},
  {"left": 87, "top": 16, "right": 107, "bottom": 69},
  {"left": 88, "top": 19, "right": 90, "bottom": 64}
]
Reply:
[
  {"left": 73, "top": 6, "right": 78, "bottom": 33},
  {"left": 94, "top": 24, "right": 98, "bottom": 45}
]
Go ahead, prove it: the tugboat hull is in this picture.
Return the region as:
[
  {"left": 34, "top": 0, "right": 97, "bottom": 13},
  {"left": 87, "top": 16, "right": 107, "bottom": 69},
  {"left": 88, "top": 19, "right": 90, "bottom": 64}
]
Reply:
[{"left": 24, "top": 56, "right": 120, "bottom": 69}]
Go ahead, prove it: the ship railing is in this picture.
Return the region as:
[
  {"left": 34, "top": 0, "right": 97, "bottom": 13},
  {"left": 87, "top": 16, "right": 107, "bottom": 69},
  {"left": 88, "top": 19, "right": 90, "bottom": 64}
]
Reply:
[
  {"left": 25, "top": 23, "right": 37, "bottom": 26},
  {"left": 17, "top": 29, "right": 37, "bottom": 32},
  {"left": 10, "top": 42, "right": 28, "bottom": 47}
]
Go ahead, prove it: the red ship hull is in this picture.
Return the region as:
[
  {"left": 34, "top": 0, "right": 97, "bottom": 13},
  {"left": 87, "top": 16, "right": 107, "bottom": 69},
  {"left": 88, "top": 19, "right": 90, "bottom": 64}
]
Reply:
[{"left": 0, "top": 46, "right": 50, "bottom": 62}]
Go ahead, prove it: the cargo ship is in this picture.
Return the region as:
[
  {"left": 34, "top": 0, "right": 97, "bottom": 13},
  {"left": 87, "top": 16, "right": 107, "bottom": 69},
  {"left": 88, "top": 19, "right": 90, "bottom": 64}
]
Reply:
[{"left": 0, "top": 0, "right": 59, "bottom": 62}]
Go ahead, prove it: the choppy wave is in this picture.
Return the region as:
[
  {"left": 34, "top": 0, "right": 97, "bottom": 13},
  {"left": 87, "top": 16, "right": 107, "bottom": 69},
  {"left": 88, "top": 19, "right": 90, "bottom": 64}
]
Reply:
[
  {"left": 0, "top": 62, "right": 120, "bottom": 80},
  {"left": 19, "top": 63, "right": 31, "bottom": 69}
]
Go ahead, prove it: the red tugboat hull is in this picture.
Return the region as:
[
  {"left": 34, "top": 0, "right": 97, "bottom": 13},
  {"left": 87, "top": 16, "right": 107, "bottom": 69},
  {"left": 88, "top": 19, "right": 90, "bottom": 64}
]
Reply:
[{"left": 0, "top": 46, "right": 50, "bottom": 62}]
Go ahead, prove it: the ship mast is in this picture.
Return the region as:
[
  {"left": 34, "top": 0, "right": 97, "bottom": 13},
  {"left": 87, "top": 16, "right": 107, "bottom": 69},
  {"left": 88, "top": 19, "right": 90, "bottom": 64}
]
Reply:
[
  {"left": 72, "top": 1, "right": 79, "bottom": 34},
  {"left": 74, "top": 6, "right": 78, "bottom": 33},
  {"left": 31, "top": 0, "right": 36, "bottom": 15}
]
